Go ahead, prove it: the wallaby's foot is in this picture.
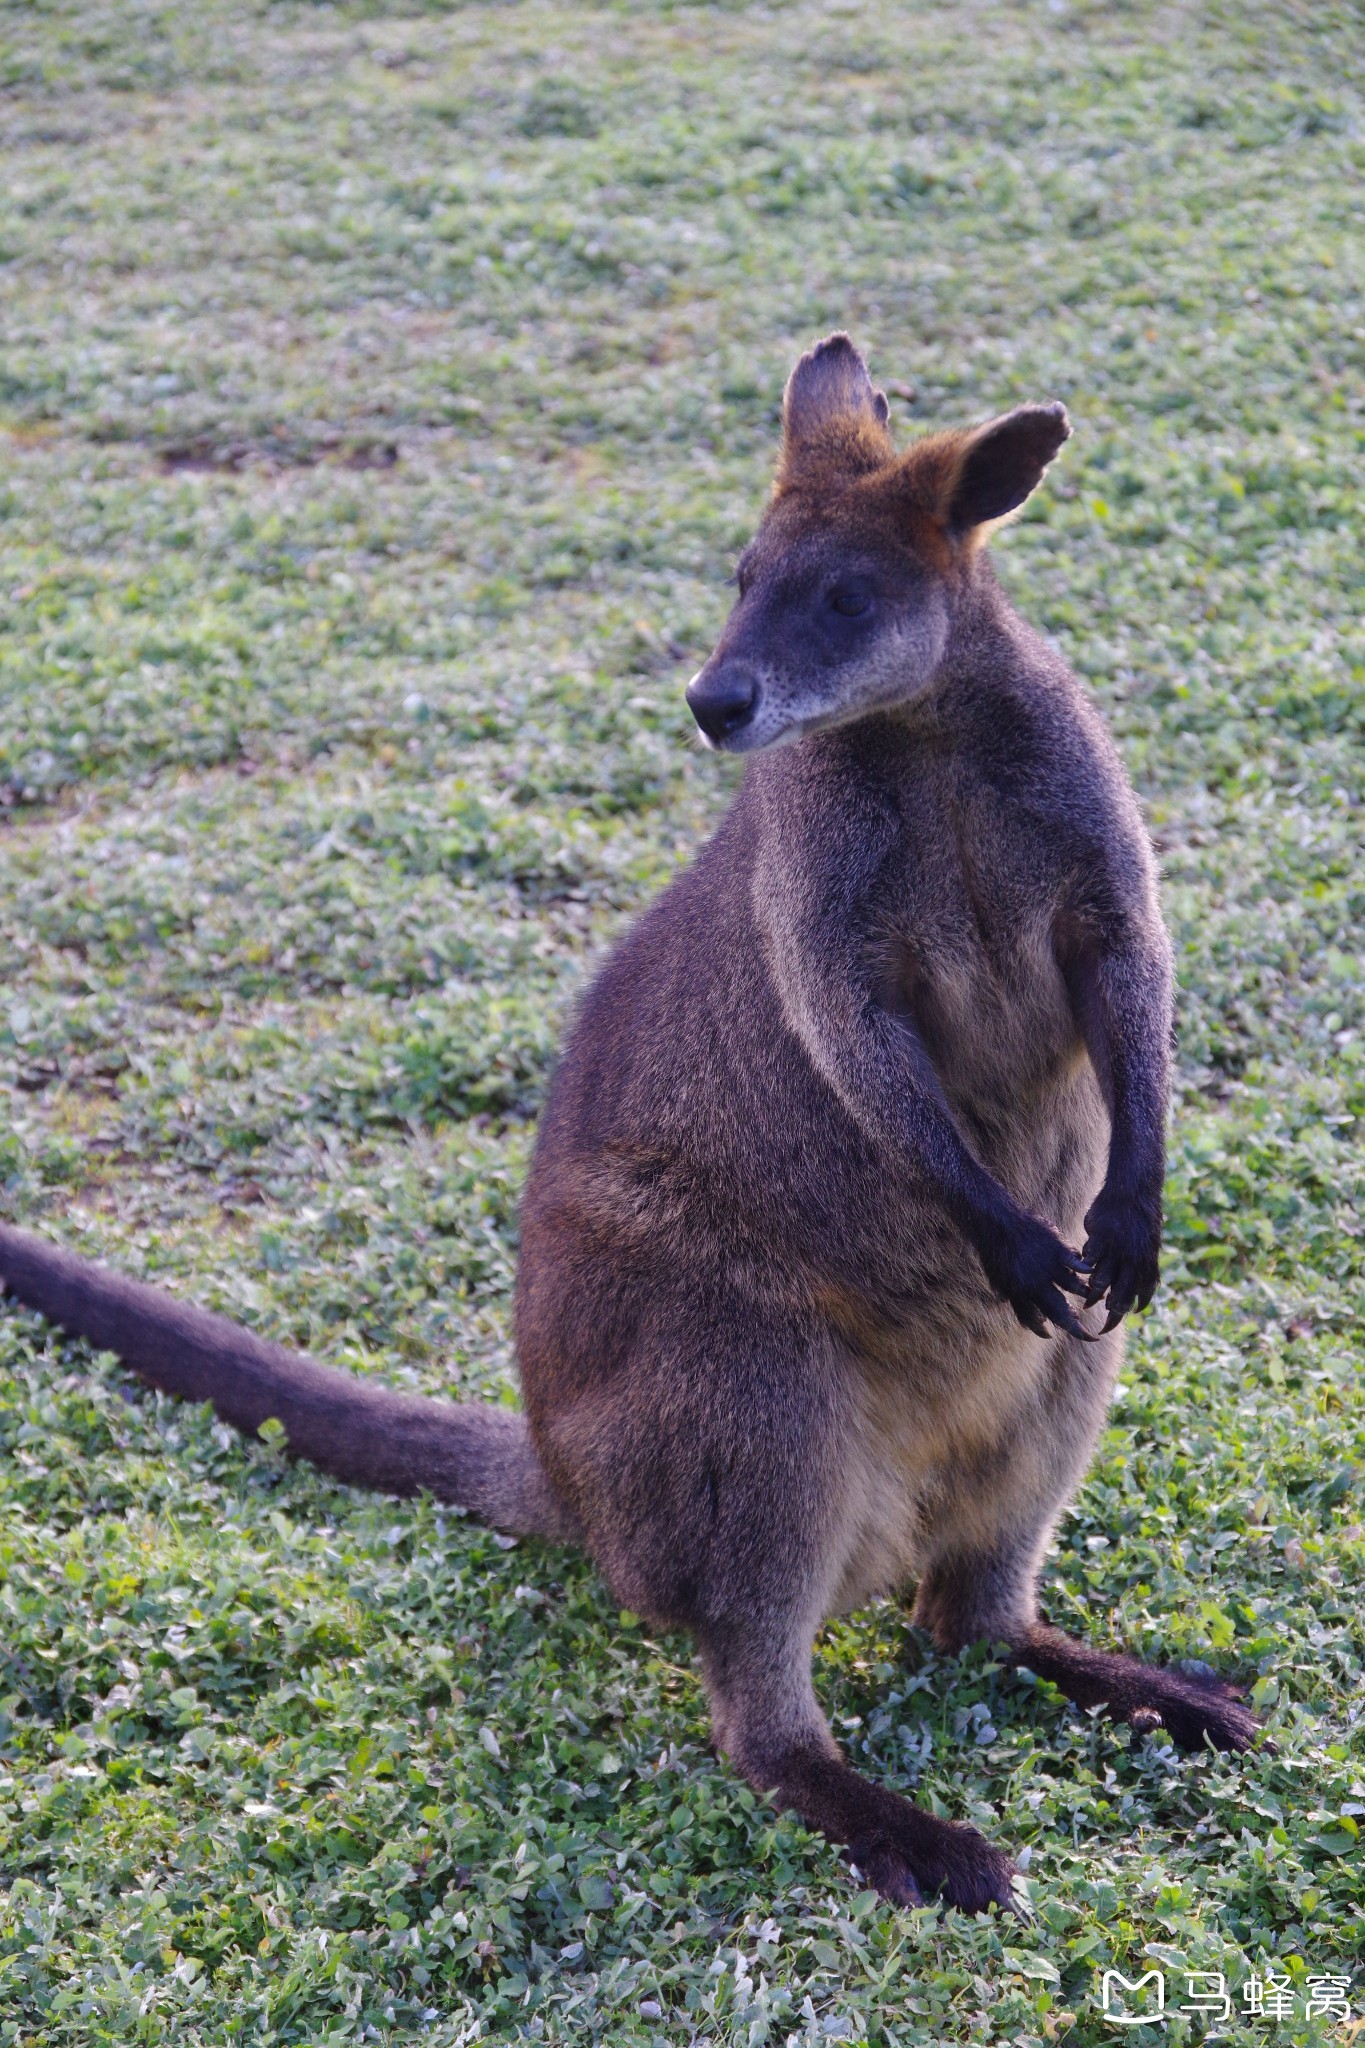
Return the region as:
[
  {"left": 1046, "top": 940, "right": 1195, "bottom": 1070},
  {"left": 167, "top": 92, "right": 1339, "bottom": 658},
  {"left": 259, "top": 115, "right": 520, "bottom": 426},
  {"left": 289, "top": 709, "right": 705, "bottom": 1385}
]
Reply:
[
  {"left": 701, "top": 1627, "right": 1018, "bottom": 1916},
  {"left": 758, "top": 1745, "right": 1018, "bottom": 1914},
  {"left": 1014, "top": 1623, "right": 1259, "bottom": 1753}
]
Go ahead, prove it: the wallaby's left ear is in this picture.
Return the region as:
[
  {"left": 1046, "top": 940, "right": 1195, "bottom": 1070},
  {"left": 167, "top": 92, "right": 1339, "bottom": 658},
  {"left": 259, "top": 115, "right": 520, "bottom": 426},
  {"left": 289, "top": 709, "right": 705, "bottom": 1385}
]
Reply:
[{"left": 946, "top": 402, "right": 1071, "bottom": 535}]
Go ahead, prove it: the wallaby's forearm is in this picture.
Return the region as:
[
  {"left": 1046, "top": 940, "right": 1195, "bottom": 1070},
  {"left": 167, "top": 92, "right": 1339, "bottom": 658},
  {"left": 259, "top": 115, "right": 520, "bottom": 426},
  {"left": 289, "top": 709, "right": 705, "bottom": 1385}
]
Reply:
[
  {"left": 1057, "top": 912, "right": 1173, "bottom": 1324},
  {"left": 762, "top": 883, "right": 1055, "bottom": 1229},
  {"left": 0, "top": 1223, "right": 578, "bottom": 1540},
  {"left": 1060, "top": 920, "right": 1172, "bottom": 1202},
  {"left": 759, "top": 905, "right": 1092, "bottom": 1336}
]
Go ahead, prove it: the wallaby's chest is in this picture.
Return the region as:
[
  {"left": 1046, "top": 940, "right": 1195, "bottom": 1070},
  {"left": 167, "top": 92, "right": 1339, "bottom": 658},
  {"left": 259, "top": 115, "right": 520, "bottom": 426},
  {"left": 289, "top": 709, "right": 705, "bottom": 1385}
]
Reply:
[{"left": 881, "top": 776, "right": 1079, "bottom": 1103}]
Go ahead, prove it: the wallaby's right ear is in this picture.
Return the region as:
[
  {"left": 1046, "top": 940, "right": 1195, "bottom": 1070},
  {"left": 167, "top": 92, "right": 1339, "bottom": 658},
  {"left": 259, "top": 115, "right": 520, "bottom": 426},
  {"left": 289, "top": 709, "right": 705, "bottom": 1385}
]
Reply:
[
  {"left": 944, "top": 403, "right": 1071, "bottom": 537},
  {"left": 778, "top": 333, "right": 893, "bottom": 487}
]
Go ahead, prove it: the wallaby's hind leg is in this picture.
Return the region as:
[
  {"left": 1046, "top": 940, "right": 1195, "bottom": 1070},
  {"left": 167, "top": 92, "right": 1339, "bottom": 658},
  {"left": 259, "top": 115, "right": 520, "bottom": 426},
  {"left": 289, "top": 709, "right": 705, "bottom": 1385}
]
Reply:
[
  {"left": 534, "top": 1295, "right": 1017, "bottom": 1914},
  {"left": 699, "top": 1615, "right": 1017, "bottom": 1914},
  {"left": 913, "top": 1332, "right": 1259, "bottom": 1754},
  {"left": 917, "top": 1540, "right": 1257, "bottom": 1752}
]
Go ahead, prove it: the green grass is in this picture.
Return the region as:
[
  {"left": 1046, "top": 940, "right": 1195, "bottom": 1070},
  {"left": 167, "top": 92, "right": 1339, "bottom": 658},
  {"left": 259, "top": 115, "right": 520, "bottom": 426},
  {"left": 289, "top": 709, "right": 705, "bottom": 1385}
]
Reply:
[{"left": 0, "top": 0, "right": 1362, "bottom": 2040}]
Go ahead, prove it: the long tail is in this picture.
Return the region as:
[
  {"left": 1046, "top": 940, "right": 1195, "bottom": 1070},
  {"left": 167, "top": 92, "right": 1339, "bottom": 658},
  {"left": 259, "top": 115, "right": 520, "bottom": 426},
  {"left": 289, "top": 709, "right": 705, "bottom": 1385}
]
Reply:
[{"left": 0, "top": 1222, "right": 579, "bottom": 1543}]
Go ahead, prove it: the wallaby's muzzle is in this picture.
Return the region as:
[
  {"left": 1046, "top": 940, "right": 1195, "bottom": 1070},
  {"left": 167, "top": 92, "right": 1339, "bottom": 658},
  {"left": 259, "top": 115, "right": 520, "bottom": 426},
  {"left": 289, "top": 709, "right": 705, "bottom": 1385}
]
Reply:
[{"left": 685, "top": 659, "right": 759, "bottom": 746}]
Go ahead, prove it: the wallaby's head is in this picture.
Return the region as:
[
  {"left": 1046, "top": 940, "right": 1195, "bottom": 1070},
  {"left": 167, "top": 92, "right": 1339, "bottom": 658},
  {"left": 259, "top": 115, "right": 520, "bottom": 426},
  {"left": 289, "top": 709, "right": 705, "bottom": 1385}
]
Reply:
[{"left": 685, "top": 334, "right": 1070, "bottom": 752}]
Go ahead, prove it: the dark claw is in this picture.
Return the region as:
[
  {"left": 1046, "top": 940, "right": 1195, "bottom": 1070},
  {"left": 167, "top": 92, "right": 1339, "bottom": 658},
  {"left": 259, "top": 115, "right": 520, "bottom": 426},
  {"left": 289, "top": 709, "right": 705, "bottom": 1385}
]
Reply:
[
  {"left": 1082, "top": 1258, "right": 1114, "bottom": 1308},
  {"left": 1107, "top": 1285, "right": 1137, "bottom": 1328},
  {"left": 1015, "top": 1300, "right": 1051, "bottom": 1339},
  {"left": 1042, "top": 1291, "right": 1102, "bottom": 1343}
]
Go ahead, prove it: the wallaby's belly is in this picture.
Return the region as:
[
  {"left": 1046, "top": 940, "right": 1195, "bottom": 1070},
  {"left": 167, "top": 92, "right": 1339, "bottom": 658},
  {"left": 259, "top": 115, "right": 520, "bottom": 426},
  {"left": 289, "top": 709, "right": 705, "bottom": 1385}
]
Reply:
[{"left": 897, "top": 942, "right": 1109, "bottom": 1245}]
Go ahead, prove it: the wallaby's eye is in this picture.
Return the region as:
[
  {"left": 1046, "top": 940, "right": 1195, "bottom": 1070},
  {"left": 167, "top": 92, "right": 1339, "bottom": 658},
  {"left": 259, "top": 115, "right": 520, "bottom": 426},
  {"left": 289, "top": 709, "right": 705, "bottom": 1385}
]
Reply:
[
  {"left": 733, "top": 546, "right": 759, "bottom": 598},
  {"left": 829, "top": 587, "right": 873, "bottom": 619}
]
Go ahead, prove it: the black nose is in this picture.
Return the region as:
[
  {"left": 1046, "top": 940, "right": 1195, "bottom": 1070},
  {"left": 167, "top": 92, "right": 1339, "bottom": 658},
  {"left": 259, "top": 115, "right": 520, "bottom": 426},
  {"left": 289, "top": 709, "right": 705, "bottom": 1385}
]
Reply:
[{"left": 685, "top": 666, "right": 757, "bottom": 743}]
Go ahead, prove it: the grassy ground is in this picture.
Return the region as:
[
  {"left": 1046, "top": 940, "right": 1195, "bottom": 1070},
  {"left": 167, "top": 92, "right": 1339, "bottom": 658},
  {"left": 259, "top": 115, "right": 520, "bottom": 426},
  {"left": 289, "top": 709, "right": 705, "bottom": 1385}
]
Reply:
[{"left": 0, "top": 1, "right": 1362, "bottom": 2041}]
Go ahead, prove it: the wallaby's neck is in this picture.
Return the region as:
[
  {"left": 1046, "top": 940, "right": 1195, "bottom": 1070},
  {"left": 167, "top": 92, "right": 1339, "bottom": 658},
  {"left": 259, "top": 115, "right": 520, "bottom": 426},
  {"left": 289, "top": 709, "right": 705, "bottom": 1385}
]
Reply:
[{"left": 934, "top": 554, "right": 1027, "bottom": 692}]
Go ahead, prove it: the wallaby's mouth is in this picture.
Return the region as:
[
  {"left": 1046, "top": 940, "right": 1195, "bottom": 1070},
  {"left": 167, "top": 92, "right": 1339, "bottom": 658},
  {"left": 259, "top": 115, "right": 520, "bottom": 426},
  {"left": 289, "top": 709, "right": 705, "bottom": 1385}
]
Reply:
[{"left": 687, "top": 678, "right": 846, "bottom": 755}]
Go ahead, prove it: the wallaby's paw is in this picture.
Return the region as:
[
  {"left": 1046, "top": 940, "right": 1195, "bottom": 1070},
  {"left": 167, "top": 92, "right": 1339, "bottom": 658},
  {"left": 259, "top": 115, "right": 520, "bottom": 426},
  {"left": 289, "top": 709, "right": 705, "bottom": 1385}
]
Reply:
[
  {"left": 980, "top": 1211, "right": 1093, "bottom": 1342},
  {"left": 1081, "top": 1186, "right": 1161, "bottom": 1330},
  {"left": 849, "top": 1810, "right": 1018, "bottom": 1916},
  {"left": 1124, "top": 1665, "right": 1261, "bottom": 1754}
]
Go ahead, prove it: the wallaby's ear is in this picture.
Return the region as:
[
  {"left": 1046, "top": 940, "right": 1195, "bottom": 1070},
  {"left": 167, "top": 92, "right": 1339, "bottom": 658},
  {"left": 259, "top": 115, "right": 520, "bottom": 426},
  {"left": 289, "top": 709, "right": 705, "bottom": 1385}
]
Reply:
[
  {"left": 778, "top": 333, "right": 893, "bottom": 485},
  {"left": 945, "top": 403, "right": 1071, "bottom": 535}
]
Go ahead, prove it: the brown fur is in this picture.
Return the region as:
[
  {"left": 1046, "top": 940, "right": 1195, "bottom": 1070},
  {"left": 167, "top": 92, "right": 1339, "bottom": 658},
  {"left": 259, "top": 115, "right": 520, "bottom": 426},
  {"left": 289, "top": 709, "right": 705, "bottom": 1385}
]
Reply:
[{"left": 0, "top": 333, "right": 1258, "bottom": 1916}]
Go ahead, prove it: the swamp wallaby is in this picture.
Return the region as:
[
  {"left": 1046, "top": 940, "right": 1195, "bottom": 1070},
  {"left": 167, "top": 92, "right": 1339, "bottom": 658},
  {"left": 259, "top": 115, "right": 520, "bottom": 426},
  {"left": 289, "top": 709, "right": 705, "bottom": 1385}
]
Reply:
[{"left": 0, "top": 334, "right": 1257, "bottom": 1914}]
